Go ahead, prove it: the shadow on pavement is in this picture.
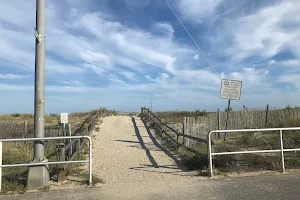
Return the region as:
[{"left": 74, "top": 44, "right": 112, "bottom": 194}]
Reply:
[
  {"left": 140, "top": 117, "right": 188, "bottom": 172},
  {"left": 114, "top": 140, "right": 140, "bottom": 144},
  {"left": 131, "top": 117, "right": 159, "bottom": 168}
]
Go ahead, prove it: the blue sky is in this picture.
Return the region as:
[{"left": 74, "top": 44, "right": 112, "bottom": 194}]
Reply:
[{"left": 0, "top": 0, "right": 300, "bottom": 114}]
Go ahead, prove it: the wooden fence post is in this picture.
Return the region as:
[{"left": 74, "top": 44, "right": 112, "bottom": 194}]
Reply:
[
  {"left": 24, "top": 121, "right": 28, "bottom": 138},
  {"left": 68, "top": 124, "right": 72, "bottom": 158},
  {"left": 177, "top": 129, "right": 183, "bottom": 150},
  {"left": 265, "top": 104, "right": 269, "bottom": 127},
  {"left": 183, "top": 117, "right": 186, "bottom": 147},
  {"left": 186, "top": 117, "right": 190, "bottom": 148},
  {"left": 76, "top": 139, "right": 81, "bottom": 151},
  {"left": 57, "top": 144, "right": 65, "bottom": 182},
  {"left": 84, "top": 123, "right": 88, "bottom": 135}
]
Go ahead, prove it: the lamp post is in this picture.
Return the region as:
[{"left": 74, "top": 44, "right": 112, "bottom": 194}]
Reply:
[{"left": 27, "top": 0, "right": 50, "bottom": 188}]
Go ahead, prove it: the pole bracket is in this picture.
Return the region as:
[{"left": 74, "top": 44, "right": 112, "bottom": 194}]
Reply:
[{"left": 34, "top": 28, "right": 45, "bottom": 43}]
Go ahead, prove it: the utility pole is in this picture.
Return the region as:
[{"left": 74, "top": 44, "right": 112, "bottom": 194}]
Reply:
[{"left": 27, "top": 0, "right": 50, "bottom": 188}]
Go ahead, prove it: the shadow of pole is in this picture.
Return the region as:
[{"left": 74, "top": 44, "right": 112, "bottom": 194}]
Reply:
[{"left": 131, "top": 117, "right": 159, "bottom": 168}]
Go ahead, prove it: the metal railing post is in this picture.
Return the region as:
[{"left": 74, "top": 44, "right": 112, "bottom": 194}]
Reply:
[
  {"left": 208, "top": 132, "right": 213, "bottom": 177},
  {"left": 0, "top": 142, "right": 2, "bottom": 191},
  {"left": 280, "top": 129, "right": 285, "bottom": 173},
  {"left": 0, "top": 136, "right": 92, "bottom": 190},
  {"left": 88, "top": 137, "right": 93, "bottom": 186}
]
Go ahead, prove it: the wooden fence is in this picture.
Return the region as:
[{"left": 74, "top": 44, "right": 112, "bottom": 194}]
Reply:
[
  {"left": 141, "top": 107, "right": 209, "bottom": 157},
  {"left": 0, "top": 121, "right": 66, "bottom": 138},
  {"left": 56, "top": 108, "right": 111, "bottom": 182},
  {"left": 0, "top": 108, "right": 112, "bottom": 182},
  {"left": 183, "top": 106, "right": 300, "bottom": 147}
]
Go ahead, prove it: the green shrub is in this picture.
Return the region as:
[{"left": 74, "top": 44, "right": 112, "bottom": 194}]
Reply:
[{"left": 10, "top": 113, "right": 20, "bottom": 118}]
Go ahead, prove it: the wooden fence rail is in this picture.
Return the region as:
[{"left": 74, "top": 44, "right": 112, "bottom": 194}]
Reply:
[
  {"left": 183, "top": 106, "right": 300, "bottom": 145},
  {"left": 56, "top": 109, "right": 108, "bottom": 182},
  {"left": 141, "top": 107, "right": 209, "bottom": 157}
]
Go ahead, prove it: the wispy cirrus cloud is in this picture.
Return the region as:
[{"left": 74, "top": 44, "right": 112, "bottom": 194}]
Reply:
[
  {"left": 0, "top": 74, "right": 29, "bottom": 80},
  {"left": 0, "top": 0, "right": 299, "bottom": 113}
]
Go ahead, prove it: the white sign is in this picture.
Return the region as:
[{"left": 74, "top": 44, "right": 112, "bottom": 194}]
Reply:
[
  {"left": 220, "top": 79, "right": 242, "bottom": 100},
  {"left": 60, "top": 113, "right": 68, "bottom": 124}
]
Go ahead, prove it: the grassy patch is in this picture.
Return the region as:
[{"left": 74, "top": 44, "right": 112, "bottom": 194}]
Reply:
[
  {"left": 0, "top": 181, "right": 26, "bottom": 195},
  {"left": 80, "top": 174, "right": 105, "bottom": 185},
  {"left": 176, "top": 147, "right": 207, "bottom": 171},
  {"left": 154, "top": 110, "right": 208, "bottom": 124}
]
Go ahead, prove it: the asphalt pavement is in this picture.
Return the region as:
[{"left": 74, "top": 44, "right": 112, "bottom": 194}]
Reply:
[{"left": 2, "top": 174, "right": 300, "bottom": 200}]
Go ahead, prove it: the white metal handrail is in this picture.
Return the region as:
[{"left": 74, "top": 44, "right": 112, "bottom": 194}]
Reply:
[
  {"left": 207, "top": 127, "right": 300, "bottom": 177},
  {"left": 0, "top": 136, "right": 92, "bottom": 191}
]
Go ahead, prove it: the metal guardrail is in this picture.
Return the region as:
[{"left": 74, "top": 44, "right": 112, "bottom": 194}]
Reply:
[
  {"left": 0, "top": 136, "right": 92, "bottom": 191},
  {"left": 208, "top": 127, "right": 300, "bottom": 177}
]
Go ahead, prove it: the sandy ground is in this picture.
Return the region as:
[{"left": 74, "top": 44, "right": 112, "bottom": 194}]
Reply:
[
  {"left": 4, "top": 116, "right": 300, "bottom": 199},
  {"left": 92, "top": 115, "right": 196, "bottom": 184}
]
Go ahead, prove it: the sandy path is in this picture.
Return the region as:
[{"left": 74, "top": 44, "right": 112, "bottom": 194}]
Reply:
[{"left": 92, "top": 116, "right": 193, "bottom": 184}]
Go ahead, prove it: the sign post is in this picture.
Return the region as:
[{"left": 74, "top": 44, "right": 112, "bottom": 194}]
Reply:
[
  {"left": 220, "top": 79, "right": 242, "bottom": 140},
  {"left": 225, "top": 99, "right": 231, "bottom": 131}
]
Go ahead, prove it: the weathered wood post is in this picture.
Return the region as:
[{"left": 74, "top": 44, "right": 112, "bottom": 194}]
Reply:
[
  {"left": 217, "top": 109, "right": 220, "bottom": 138},
  {"left": 183, "top": 117, "right": 187, "bottom": 147},
  {"left": 24, "top": 121, "right": 28, "bottom": 138},
  {"left": 57, "top": 143, "right": 65, "bottom": 182},
  {"left": 265, "top": 104, "right": 269, "bottom": 127},
  {"left": 84, "top": 123, "right": 88, "bottom": 135},
  {"left": 76, "top": 139, "right": 81, "bottom": 152},
  {"left": 177, "top": 128, "right": 183, "bottom": 150},
  {"left": 68, "top": 124, "right": 72, "bottom": 158}
]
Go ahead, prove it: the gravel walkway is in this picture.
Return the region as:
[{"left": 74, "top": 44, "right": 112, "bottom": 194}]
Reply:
[{"left": 92, "top": 116, "right": 193, "bottom": 184}]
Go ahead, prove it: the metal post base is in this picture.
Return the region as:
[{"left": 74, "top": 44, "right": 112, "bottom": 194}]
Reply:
[{"left": 27, "top": 159, "right": 50, "bottom": 189}]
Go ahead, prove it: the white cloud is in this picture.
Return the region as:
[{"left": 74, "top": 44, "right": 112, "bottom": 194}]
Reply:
[
  {"left": 279, "top": 74, "right": 300, "bottom": 90},
  {"left": 56, "top": 80, "right": 85, "bottom": 87},
  {"left": 1, "top": 0, "right": 299, "bottom": 112},
  {"left": 230, "top": 68, "right": 270, "bottom": 87},
  {"left": 193, "top": 54, "right": 199, "bottom": 60},
  {"left": 120, "top": 72, "right": 136, "bottom": 81},
  {"left": 0, "top": 74, "right": 29, "bottom": 79},
  {"left": 280, "top": 60, "right": 300, "bottom": 68},
  {"left": 0, "top": 84, "right": 32, "bottom": 91},
  {"left": 268, "top": 60, "right": 276, "bottom": 66},
  {"left": 0, "top": 83, "right": 104, "bottom": 93},
  {"left": 177, "top": 0, "right": 224, "bottom": 23},
  {"left": 226, "top": 1, "right": 300, "bottom": 61},
  {"left": 153, "top": 22, "right": 174, "bottom": 37}
]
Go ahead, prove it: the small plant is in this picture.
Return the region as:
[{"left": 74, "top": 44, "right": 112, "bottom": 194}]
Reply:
[
  {"left": 195, "top": 109, "right": 208, "bottom": 116},
  {"left": 224, "top": 107, "right": 233, "bottom": 112},
  {"left": 0, "top": 181, "right": 26, "bottom": 195},
  {"left": 80, "top": 174, "right": 105, "bottom": 186},
  {"left": 41, "top": 185, "right": 50, "bottom": 192},
  {"left": 176, "top": 147, "right": 207, "bottom": 171},
  {"left": 10, "top": 113, "right": 20, "bottom": 117},
  {"left": 285, "top": 105, "right": 292, "bottom": 111}
]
